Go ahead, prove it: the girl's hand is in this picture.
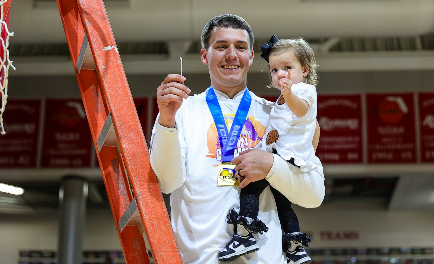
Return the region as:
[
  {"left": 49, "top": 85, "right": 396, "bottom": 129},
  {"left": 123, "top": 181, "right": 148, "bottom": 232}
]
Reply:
[{"left": 279, "top": 69, "right": 292, "bottom": 97}]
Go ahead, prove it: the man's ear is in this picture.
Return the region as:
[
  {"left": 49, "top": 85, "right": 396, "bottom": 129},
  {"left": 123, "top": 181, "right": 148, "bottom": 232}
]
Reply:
[
  {"left": 201, "top": 49, "right": 208, "bottom": 65},
  {"left": 249, "top": 50, "right": 254, "bottom": 66}
]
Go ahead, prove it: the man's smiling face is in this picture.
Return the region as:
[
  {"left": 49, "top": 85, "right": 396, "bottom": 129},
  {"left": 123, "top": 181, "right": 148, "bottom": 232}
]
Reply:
[{"left": 201, "top": 27, "right": 254, "bottom": 96}]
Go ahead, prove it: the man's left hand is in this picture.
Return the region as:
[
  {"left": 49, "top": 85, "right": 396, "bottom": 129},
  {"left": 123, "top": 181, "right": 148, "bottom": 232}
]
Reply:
[{"left": 232, "top": 149, "right": 274, "bottom": 188}]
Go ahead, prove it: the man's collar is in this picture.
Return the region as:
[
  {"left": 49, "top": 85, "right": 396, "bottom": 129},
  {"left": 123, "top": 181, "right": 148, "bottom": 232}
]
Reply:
[{"left": 212, "top": 87, "right": 247, "bottom": 100}]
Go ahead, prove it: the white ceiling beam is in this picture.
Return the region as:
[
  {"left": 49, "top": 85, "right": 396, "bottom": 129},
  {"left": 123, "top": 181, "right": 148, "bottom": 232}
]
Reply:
[
  {"left": 324, "top": 164, "right": 434, "bottom": 178},
  {"left": 10, "top": 51, "right": 434, "bottom": 76}
]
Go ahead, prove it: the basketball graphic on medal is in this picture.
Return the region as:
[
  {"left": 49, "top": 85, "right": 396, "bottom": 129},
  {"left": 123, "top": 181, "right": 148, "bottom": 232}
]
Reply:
[{"left": 217, "top": 163, "right": 239, "bottom": 187}]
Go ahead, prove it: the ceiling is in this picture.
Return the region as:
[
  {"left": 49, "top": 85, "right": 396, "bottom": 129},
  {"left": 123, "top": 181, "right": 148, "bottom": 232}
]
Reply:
[
  {"left": 14, "top": 0, "right": 434, "bottom": 42},
  {"left": 1, "top": 0, "right": 434, "bottom": 213}
]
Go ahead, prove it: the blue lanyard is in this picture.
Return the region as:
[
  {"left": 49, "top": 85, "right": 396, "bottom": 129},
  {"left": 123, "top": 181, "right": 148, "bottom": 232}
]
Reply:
[{"left": 206, "top": 87, "right": 252, "bottom": 162}]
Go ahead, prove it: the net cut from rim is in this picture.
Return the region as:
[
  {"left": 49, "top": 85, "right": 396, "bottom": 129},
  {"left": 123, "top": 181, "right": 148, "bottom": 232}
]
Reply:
[{"left": 0, "top": 0, "right": 14, "bottom": 135}]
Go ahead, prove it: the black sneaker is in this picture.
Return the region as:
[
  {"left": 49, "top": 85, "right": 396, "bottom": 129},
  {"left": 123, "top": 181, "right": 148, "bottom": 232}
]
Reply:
[
  {"left": 286, "top": 246, "right": 312, "bottom": 264},
  {"left": 218, "top": 233, "right": 259, "bottom": 261}
]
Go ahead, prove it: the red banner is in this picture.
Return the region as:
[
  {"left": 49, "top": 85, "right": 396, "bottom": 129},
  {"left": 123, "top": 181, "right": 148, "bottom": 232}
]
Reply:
[
  {"left": 418, "top": 92, "right": 434, "bottom": 163},
  {"left": 316, "top": 95, "right": 363, "bottom": 163},
  {"left": 0, "top": 99, "right": 41, "bottom": 168},
  {"left": 261, "top": 95, "right": 279, "bottom": 103},
  {"left": 366, "top": 93, "right": 416, "bottom": 163},
  {"left": 134, "top": 97, "right": 149, "bottom": 140},
  {"left": 152, "top": 96, "right": 159, "bottom": 129},
  {"left": 41, "top": 99, "right": 92, "bottom": 168}
]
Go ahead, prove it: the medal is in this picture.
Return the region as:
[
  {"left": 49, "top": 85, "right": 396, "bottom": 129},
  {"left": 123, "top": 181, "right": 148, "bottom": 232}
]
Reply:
[
  {"left": 217, "top": 162, "right": 240, "bottom": 187},
  {"left": 206, "top": 87, "right": 252, "bottom": 187}
]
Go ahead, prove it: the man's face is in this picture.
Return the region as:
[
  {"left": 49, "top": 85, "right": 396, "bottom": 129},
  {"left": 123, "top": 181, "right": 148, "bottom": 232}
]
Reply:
[{"left": 201, "top": 27, "right": 254, "bottom": 92}]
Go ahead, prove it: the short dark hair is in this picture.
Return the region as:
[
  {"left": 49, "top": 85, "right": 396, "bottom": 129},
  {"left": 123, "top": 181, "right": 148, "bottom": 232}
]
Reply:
[{"left": 201, "top": 14, "right": 254, "bottom": 51}]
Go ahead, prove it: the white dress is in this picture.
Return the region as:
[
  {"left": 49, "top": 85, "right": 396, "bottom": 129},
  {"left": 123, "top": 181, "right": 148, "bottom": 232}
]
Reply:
[{"left": 261, "top": 82, "right": 322, "bottom": 173}]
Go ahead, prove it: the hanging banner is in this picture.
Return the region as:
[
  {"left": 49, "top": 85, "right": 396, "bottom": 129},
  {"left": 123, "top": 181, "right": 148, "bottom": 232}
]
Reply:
[
  {"left": 418, "top": 92, "right": 434, "bottom": 163},
  {"left": 134, "top": 97, "right": 149, "bottom": 140},
  {"left": 41, "top": 99, "right": 92, "bottom": 168},
  {"left": 316, "top": 94, "right": 363, "bottom": 163},
  {"left": 366, "top": 93, "right": 416, "bottom": 163},
  {"left": 0, "top": 99, "right": 41, "bottom": 168},
  {"left": 152, "top": 96, "right": 159, "bottom": 128}
]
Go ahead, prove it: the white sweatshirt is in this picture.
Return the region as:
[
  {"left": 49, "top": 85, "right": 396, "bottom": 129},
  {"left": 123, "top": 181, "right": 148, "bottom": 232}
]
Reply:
[{"left": 150, "top": 88, "right": 325, "bottom": 264}]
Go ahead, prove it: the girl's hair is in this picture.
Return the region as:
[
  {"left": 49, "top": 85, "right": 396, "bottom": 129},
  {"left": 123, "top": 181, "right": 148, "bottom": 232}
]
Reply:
[{"left": 269, "top": 38, "right": 318, "bottom": 86}]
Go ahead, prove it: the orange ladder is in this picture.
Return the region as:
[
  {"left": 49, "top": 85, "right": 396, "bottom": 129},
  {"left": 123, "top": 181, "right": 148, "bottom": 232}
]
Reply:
[{"left": 55, "top": 0, "right": 182, "bottom": 263}]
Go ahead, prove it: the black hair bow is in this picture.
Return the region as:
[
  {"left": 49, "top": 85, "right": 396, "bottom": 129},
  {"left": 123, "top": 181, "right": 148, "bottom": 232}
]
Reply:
[{"left": 260, "top": 35, "right": 280, "bottom": 62}]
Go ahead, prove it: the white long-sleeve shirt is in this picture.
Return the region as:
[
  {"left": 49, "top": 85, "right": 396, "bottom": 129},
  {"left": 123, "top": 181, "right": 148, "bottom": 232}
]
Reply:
[{"left": 150, "top": 88, "right": 325, "bottom": 264}]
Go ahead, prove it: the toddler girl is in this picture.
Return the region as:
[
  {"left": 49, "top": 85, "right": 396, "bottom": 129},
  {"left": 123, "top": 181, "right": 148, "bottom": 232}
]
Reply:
[{"left": 218, "top": 36, "right": 324, "bottom": 264}]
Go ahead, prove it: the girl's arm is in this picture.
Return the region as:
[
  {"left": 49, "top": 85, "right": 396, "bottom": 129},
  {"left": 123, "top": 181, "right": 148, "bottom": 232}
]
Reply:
[{"left": 280, "top": 70, "right": 309, "bottom": 117}]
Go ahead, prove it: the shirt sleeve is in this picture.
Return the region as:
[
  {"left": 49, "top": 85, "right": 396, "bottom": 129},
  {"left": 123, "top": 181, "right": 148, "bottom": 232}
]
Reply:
[
  {"left": 150, "top": 118, "right": 186, "bottom": 194},
  {"left": 291, "top": 83, "right": 316, "bottom": 107},
  {"left": 265, "top": 154, "right": 325, "bottom": 208}
]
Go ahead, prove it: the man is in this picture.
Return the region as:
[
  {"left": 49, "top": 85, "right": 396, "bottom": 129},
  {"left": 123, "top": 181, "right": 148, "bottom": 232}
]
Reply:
[{"left": 150, "top": 14, "right": 325, "bottom": 264}]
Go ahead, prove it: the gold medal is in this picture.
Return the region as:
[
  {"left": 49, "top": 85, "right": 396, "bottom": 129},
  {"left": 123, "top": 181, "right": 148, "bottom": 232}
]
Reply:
[{"left": 217, "top": 162, "right": 240, "bottom": 187}]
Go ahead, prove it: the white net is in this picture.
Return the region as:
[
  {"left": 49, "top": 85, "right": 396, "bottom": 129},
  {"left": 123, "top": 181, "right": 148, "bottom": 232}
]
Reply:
[{"left": 0, "top": 0, "right": 14, "bottom": 135}]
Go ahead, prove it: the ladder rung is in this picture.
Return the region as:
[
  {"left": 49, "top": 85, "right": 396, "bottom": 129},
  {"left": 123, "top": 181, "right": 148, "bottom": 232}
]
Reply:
[
  {"left": 97, "top": 113, "right": 118, "bottom": 151},
  {"left": 77, "top": 32, "right": 96, "bottom": 73},
  {"left": 118, "top": 198, "right": 144, "bottom": 233}
]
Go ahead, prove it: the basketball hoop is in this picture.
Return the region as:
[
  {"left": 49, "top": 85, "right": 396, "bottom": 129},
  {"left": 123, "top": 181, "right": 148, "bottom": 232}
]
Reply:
[{"left": 0, "top": 0, "right": 14, "bottom": 135}]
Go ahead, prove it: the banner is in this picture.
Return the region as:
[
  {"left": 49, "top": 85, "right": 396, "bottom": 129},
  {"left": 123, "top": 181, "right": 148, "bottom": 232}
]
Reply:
[
  {"left": 41, "top": 99, "right": 92, "bottom": 168},
  {"left": 366, "top": 93, "right": 416, "bottom": 163},
  {"left": 152, "top": 96, "right": 159, "bottom": 129},
  {"left": 418, "top": 92, "right": 434, "bottom": 163},
  {"left": 0, "top": 99, "right": 41, "bottom": 168},
  {"left": 316, "top": 95, "right": 363, "bottom": 163},
  {"left": 134, "top": 97, "right": 149, "bottom": 140}
]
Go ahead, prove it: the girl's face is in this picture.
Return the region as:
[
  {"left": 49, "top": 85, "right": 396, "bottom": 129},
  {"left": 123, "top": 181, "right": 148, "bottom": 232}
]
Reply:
[{"left": 269, "top": 49, "right": 308, "bottom": 90}]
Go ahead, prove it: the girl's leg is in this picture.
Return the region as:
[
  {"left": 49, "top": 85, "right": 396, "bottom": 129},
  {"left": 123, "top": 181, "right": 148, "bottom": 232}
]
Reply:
[
  {"left": 239, "top": 179, "right": 269, "bottom": 219},
  {"left": 219, "top": 179, "right": 270, "bottom": 261},
  {"left": 226, "top": 179, "right": 270, "bottom": 235},
  {"left": 270, "top": 186, "right": 300, "bottom": 233},
  {"left": 271, "top": 186, "right": 312, "bottom": 264}
]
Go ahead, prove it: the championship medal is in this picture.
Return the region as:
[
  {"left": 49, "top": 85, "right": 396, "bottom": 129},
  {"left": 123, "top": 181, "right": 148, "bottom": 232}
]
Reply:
[
  {"left": 217, "top": 162, "right": 239, "bottom": 187},
  {"left": 206, "top": 87, "right": 252, "bottom": 188}
]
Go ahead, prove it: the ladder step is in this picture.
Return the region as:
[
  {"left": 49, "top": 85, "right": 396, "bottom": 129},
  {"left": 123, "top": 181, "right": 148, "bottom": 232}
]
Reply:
[
  {"left": 97, "top": 113, "right": 118, "bottom": 151},
  {"left": 118, "top": 198, "right": 144, "bottom": 233},
  {"left": 77, "top": 32, "right": 96, "bottom": 73}
]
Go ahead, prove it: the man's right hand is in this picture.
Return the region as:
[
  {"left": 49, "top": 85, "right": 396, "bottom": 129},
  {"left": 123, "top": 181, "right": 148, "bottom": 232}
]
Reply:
[{"left": 156, "top": 74, "right": 190, "bottom": 128}]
